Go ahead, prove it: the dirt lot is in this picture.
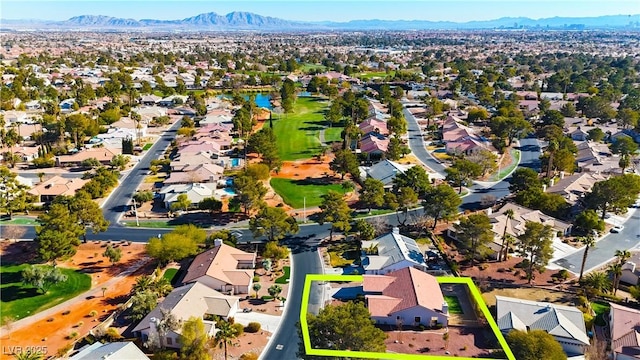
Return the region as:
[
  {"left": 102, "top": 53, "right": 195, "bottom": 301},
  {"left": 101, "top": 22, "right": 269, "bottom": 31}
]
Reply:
[
  {"left": 482, "top": 286, "right": 577, "bottom": 308},
  {"left": 1, "top": 241, "right": 153, "bottom": 357},
  {"left": 384, "top": 325, "right": 500, "bottom": 358}
]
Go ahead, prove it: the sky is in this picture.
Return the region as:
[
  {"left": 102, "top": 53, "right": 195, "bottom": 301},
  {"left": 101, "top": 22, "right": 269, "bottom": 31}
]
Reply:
[{"left": 2, "top": 0, "right": 639, "bottom": 22}]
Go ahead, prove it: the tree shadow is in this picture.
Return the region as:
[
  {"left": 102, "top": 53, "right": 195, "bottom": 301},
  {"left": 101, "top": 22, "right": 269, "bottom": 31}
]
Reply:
[{"left": 0, "top": 285, "right": 41, "bottom": 302}]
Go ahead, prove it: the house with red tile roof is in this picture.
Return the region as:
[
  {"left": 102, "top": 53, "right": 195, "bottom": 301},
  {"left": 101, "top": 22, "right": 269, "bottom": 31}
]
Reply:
[
  {"left": 610, "top": 303, "right": 640, "bottom": 360},
  {"left": 182, "top": 240, "right": 256, "bottom": 295},
  {"left": 363, "top": 267, "right": 448, "bottom": 327},
  {"left": 359, "top": 133, "right": 389, "bottom": 156},
  {"left": 441, "top": 115, "right": 495, "bottom": 156},
  {"left": 359, "top": 118, "right": 389, "bottom": 136},
  {"left": 28, "top": 175, "right": 89, "bottom": 204}
]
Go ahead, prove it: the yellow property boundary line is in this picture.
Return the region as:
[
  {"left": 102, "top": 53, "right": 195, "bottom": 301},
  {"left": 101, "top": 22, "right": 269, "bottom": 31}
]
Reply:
[{"left": 299, "top": 274, "right": 515, "bottom": 360}]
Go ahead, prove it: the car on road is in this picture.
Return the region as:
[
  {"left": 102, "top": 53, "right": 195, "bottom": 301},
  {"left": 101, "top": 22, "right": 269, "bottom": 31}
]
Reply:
[
  {"left": 242, "top": 308, "right": 253, "bottom": 313},
  {"left": 611, "top": 225, "right": 624, "bottom": 233}
]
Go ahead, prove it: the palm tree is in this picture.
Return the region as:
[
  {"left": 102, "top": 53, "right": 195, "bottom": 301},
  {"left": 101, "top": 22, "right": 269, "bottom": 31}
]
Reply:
[
  {"left": 616, "top": 250, "right": 631, "bottom": 265},
  {"left": 214, "top": 319, "right": 239, "bottom": 360},
  {"left": 582, "top": 272, "right": 611, "bottom": 300},
  {"left": 546, "top": 138, "right": 559, "bottom": 178},
  {"left": 609, "top": 263, "right": 623, "bottom": 296},
  {"left": 13, "top": 350, "right": 43, "bottom": 360},
  {"left": 157, "top": 308, "right": 180, "bottom": 349},
  {"left": 499, "top": 209, "right": 515, "bottom": 262},
  {"left": 578, "top": 235, "right": 596, "bottom": 282}
]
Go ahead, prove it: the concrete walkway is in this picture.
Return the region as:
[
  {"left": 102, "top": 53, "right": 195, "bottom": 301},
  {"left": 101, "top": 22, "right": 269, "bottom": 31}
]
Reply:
[{"left": 0, "top": 257, "right": 150, "bottom": 337}]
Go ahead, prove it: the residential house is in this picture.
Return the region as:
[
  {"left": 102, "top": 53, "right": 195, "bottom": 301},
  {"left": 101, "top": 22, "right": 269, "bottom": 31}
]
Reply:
[
  {"left": 362, "top": 159, "right": 415, "bottom": 189},
  {"left": 70, "top": 342, "right": 149, "bottom": 360},
  {"left": 95, "top": 128, "right": 138, "bottom": 149},
  {"left": 359, "top": 133, "right": 389, "bottom": 156},
  {"left": 111, "top": 117, "right": 148, "bottom": 138},
  {"left": 361, "top": 227, "right": 428, "bottom": 274},
  {"left": 28, "top": 176, "right": 89, "bottom": 203},
  {"left": 140, "top": 94, "right": 162, "bottom": 105},
  {"left": 576, "top": 141, "right": 620, "bottom": 174},
  {"left": 441, "top": 115, "right": 494, "bottom": 156},
  {"left": 448, "top": 202, "right": 572, "bottom": 260},
  {"left": 132, "top": 282, "right": 239, "bottom": 348},
  {"left": 359, "top": 118, "right": 389, "bottom": 136},
  {"left": 164, "top": 163, "right": 224, "bottom": 184},
  {"left": 182, "top": 240, "right": 256, "bottom": 295},
  {"left": 363, "top": 267, "right": 448, "bottom": 327},
  {"left": 496, "top": 296, "right": 589, "bottom": 357},
  {"left": 171, "top": 152, "right": 219, "bottom": 172},
  {"left": 55, "top": 147, "right": 119, "bottom": 167},
  {"left": 544, "top": 172, "right": 606, "bottom": 206},
  {"left": 160, "top": 183, "right": 218, "bottom": 208},
  {"left": 619, "top": 252, "right": 640, "bottom": 286},
  {"left": 609, "top": 303, "right": 640, "bottom": 359}
]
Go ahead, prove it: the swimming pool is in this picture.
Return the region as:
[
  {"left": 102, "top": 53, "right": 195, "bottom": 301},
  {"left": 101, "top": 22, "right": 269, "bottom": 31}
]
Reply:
[
  {"left": 231, "top": 158, "right": 240, "bottom": 167},
  {"left": 223, "top": 187, "right": 236, "bottom": 195}
]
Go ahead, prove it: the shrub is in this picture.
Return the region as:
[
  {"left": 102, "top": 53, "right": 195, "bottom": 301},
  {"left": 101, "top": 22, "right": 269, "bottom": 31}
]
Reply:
[
  {"left": 74, "top": 321, "right": 84, "bottom": 328},
  {"left": 261, "top": 295, "right": 274, "bottom": 301},
  {"left": 583, "top": 313, "right": 594, "bottom": 329},
  {"left": 89, "top": 310, "right": 98, "bottom": 317},
  {"left": 245, "top": 322, "right": 261, "bottom": 333},
  {"left": 67, "top": 331, "right": 78, "bottom": 339},
  {"left": 240, "top": 353, "right": 259, "bottom": 360},
  {"left": 62, "top": 310, "right": 71, "bottom": 315},
  {"left": 232, "top": 322, "right": 244, "bottom": 336},
  {"left": 56, "top": 343, "right": 73, "bottom": 358},
  {"left": 576, "top": 296, "right": 588, "bottom": 307},
  {"left": 253, "top": 275, "right": 260, "bottom": 283},
  {"left": 479, "top": 264, "right": 489, "bottom": 270}
]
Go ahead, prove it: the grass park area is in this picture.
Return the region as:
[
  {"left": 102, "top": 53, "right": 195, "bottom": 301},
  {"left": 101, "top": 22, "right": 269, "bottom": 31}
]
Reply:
[
  {"left": 592, "top": 301, "right": 610, "bottom": 326},
  {"left": 270, "top": 178, "right": 349, "bottom": 208},
  {"left": 275, "top": 266, "right": 291, "bottom": 284},
  {"left": 0, "top": 264, "right": 91, "bottom": 324},
  {"left": 273, "top": 97, "right": 340, "bottom": 161},
  {"left": 163, "top": 268, "right": 179, "bottom": 285},
  {"left": 0, "top": 217, "right": 39, "bottom": 225},
  {"left": 444, "top": 295, "right": 464, "bottom": 314},
  {"left": 299, "top": 63, "right": 328, "bottom": 72},
  {"left": 355, "top": 71, "right": 395, "bottom": 80}
]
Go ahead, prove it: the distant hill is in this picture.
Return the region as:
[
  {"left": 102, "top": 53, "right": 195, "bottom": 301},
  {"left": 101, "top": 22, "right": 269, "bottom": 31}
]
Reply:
[{"left": 2, "top": 11, "right": 639, "bottom": 31}]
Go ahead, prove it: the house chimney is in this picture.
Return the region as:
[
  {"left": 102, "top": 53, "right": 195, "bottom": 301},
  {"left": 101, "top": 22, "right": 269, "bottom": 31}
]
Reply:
[
  {"left": 485, "top": 207, "right": 492, "bottom": 215},
  {"left": 549, "top": 178, "right": 554, "bottom": 187},
  {"left": 392, "top": 227, "right": 400, "bottom": 235},
  {"left": 560, "top": 171, "right": 565, "bottom": 179},
  {"left": 543, "top": 184, "right": 547, "bottom": 192},
  {"left": 213, "top": 238, "right": 223, "bottom": 247},
  {"left": 442, "top": 301, "right": 449, "bottom": 314}
]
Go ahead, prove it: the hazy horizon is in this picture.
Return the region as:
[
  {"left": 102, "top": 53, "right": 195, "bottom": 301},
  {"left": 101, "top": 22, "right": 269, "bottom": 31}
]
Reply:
[{"left": 2, "top": 0, "right": 640, "bottom": 23}]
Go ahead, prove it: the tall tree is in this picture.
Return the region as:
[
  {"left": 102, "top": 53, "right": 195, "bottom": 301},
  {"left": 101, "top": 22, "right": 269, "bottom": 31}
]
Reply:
[
  {"left": 317, "top": 190, "right": 352, "bottom": 241},
  {"left": 499, "top": 209, "right": 515, "bottom": 262},
  {"left": 574, "top": 209, "right": 605, "bottom": 236},
  {"left": 69, "top": 191, "right": 109, "bottom": 242},
  {"left": 249, "top": 206, "right": 299, "bottom": 242},
  {"left": 423, "top": 184, "right": 461, "bottom": 230},
  {"left": 146, "top": 232, "right": 200, "bottom": 267},
  {"left": 330, "top": 148, "right": 359, "bottom": 180},
  {"left": 247, "top": 127, "right": 281, "bottom": 171},
  {"left": 578, "top": 235, "right": 596, "bottom": 283},
  {"left": 306, "top": 301, "right": 386, "bottom": 354},
  {"left": 180, "top": 317, "right": 210, "bottom": 360},
  {"left": 454, "top": 213, "right": 494, "bottom": 264},
  {"left": 233, "top": 173, "right": 267, "bottom": 215},
  {"left": 215, "top": 319, "right": 239, "bottom": 360},
  {"left": 509, "top": 168, "right": 542, "bottom": 193},
  {"left": 445, "top": 159, "right": 483, "bottom": 194},
  {"left": 585, "top": 175, "right": 640, "bottom": 219},
  {"left": 360, "top": 178, "right": 385, "bottom": 212},
  {"left": 392, "top": 165, "right": 431, "bottom": 197},
  {"left": 35, "top": 203, "right": 84, "bottom": 265},
  {"left": 0, "top": 165, "right": 30, "bottom": 219},
  {"left": 506, "top": 329, "right": 567, "bottom": 360},
  {"left": 518, "top": 222, "right": 554, "bottom": 284},
  {"left": 395, "top": 186, "right": 418, "bottom": 225}
]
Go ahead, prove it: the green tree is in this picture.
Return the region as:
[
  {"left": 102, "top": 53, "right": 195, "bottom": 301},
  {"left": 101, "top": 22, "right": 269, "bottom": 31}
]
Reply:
[
  {"left": 610, "top": 136, "right": 638, "bottom": 159},
  {"left": 360, "top": 178, "right": 385, "bottom": 212},
  {"left": 582, "top": 272, "right": 611, "bottom": 299},
  {"left": 146, "top": 232, "right": 200, "bottom": 266},
  {"left": 109, "top": 154, "right": 130, "bottom": 171},
  {"left": 130, "top": 290, "right": 158, "bottom": 321},
  {"left": 385, "top": 136, "right": 410, "bottom": 161},
  {"left": 170, "top": 194, "right": 191, "bottom": 213},
  {"left": 445, "top": 159, "right": 483, "bottom": 194},
  {"left": 247, "top": 127, "right": 281, "bottom": 170},
  {"left": 133, "top": 190, "right": 154, "bottom": 204},
  {"left": 560, "top": 102, "right": 577, "bottom": 117},
  {"left": 233, "top": 173, "right": 267, "bottom": 215},
  {"left": 518, "top": 222, "right": 554, "bottom": 284},
  {"left": 467, "top": 149, "right": 498, "bottom": 176},
  {"left": 587, "top": 128, "right": 605, "bottom": 142},
  {"left": 318, "top": 190, "right": 353, "bottom": 241},
  {"left": 330, "top": 148, "right": 359, "bottom": 180},
  {"left": 585, "top": 175, "right": 640, "bottom": 219},
  {"left": 102, "top": 245, "right": 122, "bottom": 265},
  {"left": 179, "top": 317, "right": 210, "bottom": 360},
  {"left": 578, "top": 235, "right": 596, "bottom": 283},
  {"left": 268, "top": 284, "right": 283, "bottom": 299},
  {"left": 206, "top": 230, "right": 238, "bottom": 248},
  {"left": 81, "top": 157, "right": 102, "bottom": 169},
  {"left": 21, "top": 265, "right": 67, "bottom": 294},
  {"left": 156, "top": 308, "right": 180, "bottom": 350},
  {"left": 617, "top": 108, "right": 639, "bottom": 129},
  {"left": 423, "top": 184, "right": 461, "bottom": 229},
  {"left": 198, "top": 197, "right": 223, "bottom": 214},
  {"left": 0, "top": 165, "right": 30, "bottom": 219},
  {"left": 506, "top": 329, "right": 567, "bottom": 360},
  {"left": 215, "top": 319, "right": 239, "bottom": 360},
  {"left": 252, "top": 283, "right": 261, "bottom": 298},
  {"left": 306, "top": 301, "right": 386, "bottom": 353},
  {"left": 262, "top": 241, "right": 289, "bottom": 261},
  {"left": 392, "top": 165, "right": 431, "bottom": 197},
  {"left": 395, "top": 186, "right": 418, "bottom": 225},
  {"left": 36, "top": 203, "right": 85, "bottom": 265},
  {"left": 489, "top": 115, "right": 532, "bottom": 147},
  {"left": 454, "top": 213, "right": 494, "bottom": 264},
  {"left": 68, "top": 192, "right": 109, "bottom": 242},
  {"left": 249, "top": 206, "right": 299, "bottom": 242},
  {"left": 467, "top": 107, "right": 490, "bottom": 122},
  {"left": 574, "top": 209, "right": 605, "bottom": 236},
  {"left": 13, "top": 350, "right": 44, "bottom": 360},
  {"left": 354, "top": 219, "right": 376, "bottom": 242}
]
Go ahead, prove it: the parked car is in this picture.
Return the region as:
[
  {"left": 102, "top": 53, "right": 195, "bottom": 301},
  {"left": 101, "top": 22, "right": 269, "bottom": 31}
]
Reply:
[
  {"left": 242, "top": 308, "right": 253, "bottom": 313},
  {"left": 611, "top": 225, "right": 624, "bottom": 233}
]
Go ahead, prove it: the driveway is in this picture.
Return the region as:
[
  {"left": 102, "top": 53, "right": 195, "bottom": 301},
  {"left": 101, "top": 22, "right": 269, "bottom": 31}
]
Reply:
[{"left": 234, "top": 311, "right": 282, "bottom": 335}]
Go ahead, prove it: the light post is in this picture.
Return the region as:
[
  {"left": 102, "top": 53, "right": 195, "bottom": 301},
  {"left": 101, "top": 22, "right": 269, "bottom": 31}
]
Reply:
[{"left": 132, "top": 198, "right": 140, "bottom": 227}]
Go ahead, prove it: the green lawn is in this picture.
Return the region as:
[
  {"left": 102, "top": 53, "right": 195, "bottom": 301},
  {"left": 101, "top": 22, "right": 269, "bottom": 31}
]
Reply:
[
  {"left": 356, "top": 71, "right": 395, "bottom": 80},
  {"left": 272, "top": 97, "right": 339, "bottom": 161},
  {"left": 0, "top": 264, "right": 91, "bottom": 324},
  {"left": 163, "top": 268, "right": 179, "bottom": 285},
  {"left": 592, "top": 301, "right": 610, "bottom": 326},
  {"left": 0, "top": 218, "right": 39, "bottom": 225},
  {"left": 142, "top": 143, "right": 153, "bottom": 151},
  {"left": 444, "top": 295, "right": 464, "bottom": 314},
  {"left": 299, "top": 63, "right": 327, "bottom": 73},
  {"left": 275, "top": 266, "right": 291, "bottom": 284},
  {"left": 270, "top": 178, "right": 349, "bottom": 208}
]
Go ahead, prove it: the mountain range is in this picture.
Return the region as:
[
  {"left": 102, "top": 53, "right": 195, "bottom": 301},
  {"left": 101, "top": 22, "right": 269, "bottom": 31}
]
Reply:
[{"left": 2, "top": 11, "right": 639, "bottom": 31}]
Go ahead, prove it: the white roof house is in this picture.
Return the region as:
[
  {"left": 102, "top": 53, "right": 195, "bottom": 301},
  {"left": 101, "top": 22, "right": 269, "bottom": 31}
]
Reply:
[
  {"left": 70, "top": 342, "right": 149, "bottom": 360},
  {"left": 361, "top": 227, "right": 428, "bottom": 275},
  {"left": 160, "top": 183, "right": 218, "bottom": 208},
  {"left": 133, "top": 282, "right": 239, "bottom": 349},
  {"left": 496, "top": 295, "right": 589, "bottom": 357}
]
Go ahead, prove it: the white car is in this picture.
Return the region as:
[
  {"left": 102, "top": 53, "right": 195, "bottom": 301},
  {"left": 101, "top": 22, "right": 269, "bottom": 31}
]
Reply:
[{"left": 611, "top": 225, "right": 624, "bottom": 233}]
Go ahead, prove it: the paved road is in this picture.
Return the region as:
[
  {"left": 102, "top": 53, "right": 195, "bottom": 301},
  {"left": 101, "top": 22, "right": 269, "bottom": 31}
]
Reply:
[
  {"left": 102, "top": 120, "right": 183, "bottom": 225},
  {"left": 554, "top": 207, "right": 640, "bottom": 272},
  {"left": 403, "top": 107, "right": 446, "bottom": 176}
]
